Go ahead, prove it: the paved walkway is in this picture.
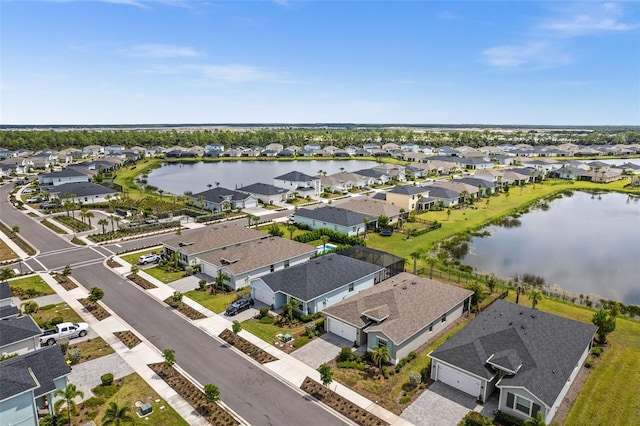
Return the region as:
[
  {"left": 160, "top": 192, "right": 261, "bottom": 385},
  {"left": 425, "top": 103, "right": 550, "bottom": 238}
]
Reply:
[{"left": 69, "top": 352, "right": 135, "bottom": 401}]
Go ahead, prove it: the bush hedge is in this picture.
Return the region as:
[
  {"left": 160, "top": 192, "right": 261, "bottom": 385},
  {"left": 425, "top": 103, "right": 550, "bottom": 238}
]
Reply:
[
  {"left": 494, "top": 410, "right": 524, "bottom": 426},
  {"left": 293, "top": 228, "right": 365, "bottom": 247},
  {"left": 337, "top": 361, "right": 365, "bottom": 370}
]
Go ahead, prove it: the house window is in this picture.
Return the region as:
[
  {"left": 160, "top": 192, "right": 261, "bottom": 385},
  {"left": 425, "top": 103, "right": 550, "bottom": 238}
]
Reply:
[
  {"left": 377, "top": 338, "right": 388, "bottom": 348},
  {"left": 284, "top": 260, "right": 290, "bottom": 268},
  {"left": 270, "top": 265, "right": 275, "bottom": 273},
  {"left": 428, "top": 325, "right": 433, "bottom": 333},
  {"left": 515, "top": 395, "right": 531, "bottom": 414},
  {"left": 441, "top": 314, "right": 447, "bottom": 323},
  {"left": 348, "top": 283, "right": 354, "bottom": 292}
]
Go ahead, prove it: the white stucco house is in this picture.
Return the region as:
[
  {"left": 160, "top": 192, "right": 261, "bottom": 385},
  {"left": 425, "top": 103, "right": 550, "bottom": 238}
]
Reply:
[{"left": 273, "top": 171, "right": 322, "bottom": 197}]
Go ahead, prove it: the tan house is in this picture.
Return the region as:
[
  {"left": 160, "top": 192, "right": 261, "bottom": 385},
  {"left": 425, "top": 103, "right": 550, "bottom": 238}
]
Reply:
[
  {"left": 339, "top": 198, "right": 404, "bottom": 223},
  {"left": 385, "top": 185, "right": 430, "bottom": 211}
]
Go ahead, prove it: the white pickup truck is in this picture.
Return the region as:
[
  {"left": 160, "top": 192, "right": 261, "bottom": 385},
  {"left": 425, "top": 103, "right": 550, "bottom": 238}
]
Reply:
[{"left": 40, "top": 322, "right": 89, "bottom": 346}]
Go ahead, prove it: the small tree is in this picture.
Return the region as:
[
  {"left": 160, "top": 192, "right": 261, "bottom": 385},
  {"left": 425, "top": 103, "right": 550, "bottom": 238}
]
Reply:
[
  {"left": 58, "top": 338, "right": 70, "bottom": 356},
  {"left": 172, "top": 291, "right": 183, "bottom": 302},
  {"left": 198, "top": 279, "right": 207, "bottom": 290},
  {"left": 88, "top": 287, "right": 105, "bottom": 303},
  {"left": 0, "top": 268, "right": 15, "bottom": 281},
  {"left": 130, "top": 265, "right": 139, "bottom": 276},
  {"left": 102, "top": 401, "right": 135, "bottom": 426},
  {"left": 68, "top": 348, "right": 81, "bottom": 365},
  {"left": 320, "top": 235, "right": 330, "bottom": 252},
  {"left": 527, "top": 289, "right": 543, "bottom": 309},
  {"left": 204, "top": 384, "right": 220, "bottom": 403},
  {"left": 53, "top": 383, "right": 84, "bottom": 425},
  {"left": 62, "top": 265, "right": 72, "bottom": 276},
  {"left": 318, "top": 363, "right": 333, "bottom": 388},
  {"left": 163, "top": 349, "right": 176, "bottom": 367},
  {"left": 98, "top": 218, "right": 109, "bottom": 234},
  {"left": 232, "top": 320, "right": 242, "bottom": 334},
  {"left": 592, "top": 309, "right": 616, "bottom": 344},
  {"left": 11, "top": 225, "right": 20, "bottom": 233},
  {"left": 371, "top": 345, "right": 391, "bottom": 373},
  {"left": 287, "top": 225, "right": 297, "bottom": 240},
  {"left": 21, "top": 300, "right": 39, "bottom": 314},
  {"left": 409, "top": 370, "right": 422, "bottom": 388},
  {"left": 267, "top": 223, "right": 284, "bottom": 237}
]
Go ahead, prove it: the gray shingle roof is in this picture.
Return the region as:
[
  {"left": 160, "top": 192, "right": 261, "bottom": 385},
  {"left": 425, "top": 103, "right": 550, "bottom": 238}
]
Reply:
[
  {"left": 295, "top": 206, "right": 376, "bottom": 227},
  {"left": 260, "top": 253, "right": 383, "bottom": 302},
  {"left": 387, "top": 185, "right": 429, "bottom": 195},
  {"left": 423, "top": 186, "right": 460, "bottom": 199},
  {"left": 0, "top": 305, "right": 19, "bottom": 319},
  {"left": 0, "top": 281, "right": 12, "bottom": 300},
  {"left": 163, "top": 224, "right": 267, "bottom": 256},
  {"left": 353, "top": 169, "right": 386, "bottom": 179},
  {"left": 237, "top": 183, "right": 289, "bottom": 196},
  {"left": 0, "top": 345, "right": 71, "bottom": 400},
  {"left": 192, "top": 187, "right": 252, "bottom": 202},
  {"left": 430, "top": 299, "right": 597, "bottom": 406},
  {"left": 323, "top": 273, "right": 473, "bottom": 344},
  {"left": 274, "top": 171, "right": 316, "bottom": 182},
  {"left": 51, "top": 182, "right": 118, "bottom": 198},
  {"left": 41, "top": 169, "right": 87, "bottom": 178},
  {"left": 0, "top": 316, "right": 42, "bottom": 347}
]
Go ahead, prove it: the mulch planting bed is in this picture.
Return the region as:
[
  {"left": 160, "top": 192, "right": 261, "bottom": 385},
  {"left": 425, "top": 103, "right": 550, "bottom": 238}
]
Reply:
[
  {"left": 127, "top": 273, "right": 157, "bottom": 289},
  {"left": 219, "top": 329, "right": 278, "bottom": 364},
  {"left": 149, "top": 362, "right": 238, "bottom": 426},
  {"left": 301, "top": 377, "right": 389, "bottom": 426},
  {"left": 51, "top": 273, "right": 78, "bottom": 290},
  {"left": 78, "top": 298, "right": 111, "bottom": 321},
  {"left": 106, "top": 258, "right": 122, "bottom": 268},
  {"left": 113, "top": 330, "right": 142, "bottom": 349},
  {"left": 164, "top": 297, "right": 206, "bottom": 320}
]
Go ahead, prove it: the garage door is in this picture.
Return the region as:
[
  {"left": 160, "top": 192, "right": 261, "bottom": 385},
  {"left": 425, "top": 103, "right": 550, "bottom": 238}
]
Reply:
[
  {"left": 201, "top": 263, "right": 218, "bottom": 278},
  {"left": 327, "top": 317, "right": 357, "bottom": 342},
  {"left": 252, "top": 287, "right": 274, "bottom": 306},
  {"left": 244, "top": 199, "right": 258, "bottom": 209},
  {"left": 436, "top": 363, "right": 481, "bottom": 397}
]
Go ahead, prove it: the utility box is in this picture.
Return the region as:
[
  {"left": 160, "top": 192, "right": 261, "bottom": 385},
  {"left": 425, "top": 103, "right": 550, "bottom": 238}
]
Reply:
[{"left": 139, "top": 403, "right": 153, "bottom": 416}]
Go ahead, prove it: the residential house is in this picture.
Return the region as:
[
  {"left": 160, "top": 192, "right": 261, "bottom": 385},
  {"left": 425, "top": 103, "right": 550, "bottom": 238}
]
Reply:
[
  {"left": 339, "top": 198, "right": 404, "bottom": 225},
  {"left": 189, "top": 187, "right": 258, "bottom": 212},
  {"left": 57, "top": 148, "right": 86, "bottom": 163},
  {"left": 186, "top": 146, "right": 205, "bottom": 157},
  {"left": 419, "top": 186, "right": 461, "bottom": 208},
  {"left": 353, "top": 169, "right": 391, "bottom": 185},
  {"left": 198, "top": 238, "right": 316, "bottom": 290},
  {"left": 324, "top": 272, "right": 473, "bottom": 362},
  {"left": 614, "top": 162, "right": 640, "bottom": 175},
  {"left": 104, "top": 145, "right": 125, "bottom": 156},
  {"left": 578, "top": 169, "right": 622, "bottom": 183},
  {"left": 304, "top": 143, "right": 321, "bottom": 152},
  {"left": 205, "top": 144, "right": 225, "bottom": 156},
  {"left": 265, "top": 143, "right": 284, "bottom": 153},
  {"left": 431, "top": 180, "right": 484, "bottom": 200},
  {"left": 0, "top": 316, "right": 42, "bottom": 356},
  {"left": 162, "top": 224, "right": 267, "bottom": 266},
  {"left": 385, "top": 185, "right": 430, "bottom": 211},
  {"left": 0, "top": 281, "right": 19, "bottom": 320},
  {"left": 402, "top": 152, "right": 429, "bottom": 163},
  {"left": 549, "top": 166, "right": 582, "bottom": 180},
  {"left": 82, "top": 145, "right": 104, "bottom": 157},
  {"left": 38, "top": 169, "right": 89, "bottom": 187},
  {"left": 251, "top": 253, "right": 384, "bottom": 314},
  {"left": 293, "top": 206, "right": 376, "bottom": 236},
  {"left": 372, "top": 164, "right": 406, "bottom": 182},
  {"left": 0, "top": 345, "right": 72, "bottom": 426},
  {"left": 459, "top": 157, "right": 493, "bottom": 170},
  {"left": 429, "top": 299, "right": 597, "bottom": 424},
  {"left": 363, "top": 143, "right": 380, "bottom": 153},
  {"left": 320, "top": 172, "right": 372, "bottom": 193},
  {"left": 236, "top": 182, "right": 291, "bottom": 204},
  {"left": 273, "top": 171, "right": 322, "bottom": 197},
  {"left": 0, "top": 148, "right": 17, "bottom": 160},
  {"left": 454, "top": 177, "right": 496, "bottom": 196},
  {"left": 48, "top": 182, "right": 120, "bottom": 204}
]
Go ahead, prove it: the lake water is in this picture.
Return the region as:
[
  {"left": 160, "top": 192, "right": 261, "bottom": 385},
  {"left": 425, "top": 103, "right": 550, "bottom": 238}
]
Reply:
[
  {"left": 462, "top": 191, "right": 640, "bottom": 305},
  {"left": 146, "top": 160, "right": 378, "bottom": 195}
]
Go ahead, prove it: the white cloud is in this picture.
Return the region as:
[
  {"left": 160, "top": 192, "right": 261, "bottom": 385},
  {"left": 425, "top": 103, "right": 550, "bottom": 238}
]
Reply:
[
  {"left": 436, "top": 11, "right": 458, "bottom": 21},
  {"left": 119, "top": 44, "right": 201, "bottom": 58},
  {"left": 482, "top": 42, "right": 572, "bottom": 69},
  {"left": 140, "top": 63, "right": 284, "bottom": 83},
  {"left": 541, "top": 3, "right": 639, "bottom": 36}
]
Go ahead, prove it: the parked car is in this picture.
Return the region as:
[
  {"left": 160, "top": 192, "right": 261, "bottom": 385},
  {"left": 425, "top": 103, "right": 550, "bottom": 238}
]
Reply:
[
  {"left": 138, "top": 254, "right": 161, "bottom": 265},
  {"left": 22, "top": 188, "right": 35, "bottom": 194},
  {"left": 40, "top": 322, "right": 89, "bottom": 346},
  {"left": 379, "top": 228, "right": 393, "bottom": 237},
  {"left": 225, "top": 298, "right": 254, "bottom": 316},
  {"left": 25, "top": 197, "right": 42, "bottom": 203},
  {"left": 40, "top": 203, "right": 57, "bottom": 210}
]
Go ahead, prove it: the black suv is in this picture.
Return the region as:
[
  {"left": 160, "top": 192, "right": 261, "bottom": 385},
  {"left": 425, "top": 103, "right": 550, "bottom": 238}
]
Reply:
[{"left": 225, "top": 298, "right": 254, "bottom": 316}]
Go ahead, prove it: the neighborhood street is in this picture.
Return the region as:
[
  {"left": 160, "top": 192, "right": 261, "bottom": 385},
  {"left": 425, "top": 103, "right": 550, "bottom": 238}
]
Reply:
[{"left": 0, "top": 183, "right": 347, "bottom": 426}]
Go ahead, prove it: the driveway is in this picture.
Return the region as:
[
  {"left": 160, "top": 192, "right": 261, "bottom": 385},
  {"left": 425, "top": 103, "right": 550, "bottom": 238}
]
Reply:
[
  {"left": 402, "top": 381, "right": 498, "bottom": 426},
  {"left": 291, "top": 332, "right": 352, "bottom": 368},
  {"left": 68, "top": 353, "right": 135, "bottom": 401}
]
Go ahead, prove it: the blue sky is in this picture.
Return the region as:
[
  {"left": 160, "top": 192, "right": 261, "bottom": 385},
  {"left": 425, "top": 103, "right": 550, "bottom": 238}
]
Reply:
[{"left": 1, "top": 1, "right": 639, "bottom": 125}]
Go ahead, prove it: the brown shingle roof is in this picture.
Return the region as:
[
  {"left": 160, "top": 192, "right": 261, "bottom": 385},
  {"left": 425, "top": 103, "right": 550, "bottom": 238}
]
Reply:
[
  {"left": 323, "top": 272, "right": 473, "bottom": 344},
  {"left": 163, "top": 224, "right": 267, "bottom": 256},
  {"left": 198, "top": 238, "right": 316, "bottom": 274},
  {"left": 339, "top": 198, "right": 403, "bottom": 218}
]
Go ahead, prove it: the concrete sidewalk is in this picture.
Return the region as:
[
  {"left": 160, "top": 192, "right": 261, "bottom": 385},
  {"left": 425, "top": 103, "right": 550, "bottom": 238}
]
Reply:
[{"left": 109, "top": 253, "right": 413, "bottom": 426}]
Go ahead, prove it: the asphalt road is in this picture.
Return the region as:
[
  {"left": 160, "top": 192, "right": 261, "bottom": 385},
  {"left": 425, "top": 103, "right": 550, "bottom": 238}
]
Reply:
[{"left": 1, "top": 182, "right": 346, "bottom": 426}]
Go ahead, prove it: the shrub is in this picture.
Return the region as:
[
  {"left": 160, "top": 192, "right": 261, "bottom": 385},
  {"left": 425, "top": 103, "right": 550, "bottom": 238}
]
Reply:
[
  {"left": 382, "top": 366, "right": 389, "bottom": 379},
  {"left": 420, "top": 365, "right": 431, "bottom": 383},
  {"left": 585, "top": 359, "right": 593, "bottom": 368},
  {"left": 399, "top": 395, "right": 412, "bottom": 405},
  {"left": 462, "top": 411, "right": 494, "bottom": 426},
  {"left": 409, "top": 371, "right": 422, "bottom": 387},
  {"left": 21, "top": 300, "right": 39, "bottom": 314},
  {"left": 293, "top": 336, "right": 309, "bottom": 348},
  {"left": 92, "top": 385, "right": 119, "bottom": 398},
  {"left": 337, "top": 347, "right": 355, "bottom": 363},
  {"left": 51, "top": 316, "right": 64, "bottom": 326},
  {"left": 407, "top": 351, "right": 417, "bottom": 361},
  {"left": 259, "top": 307, "right": 269, "bottom": 318},
  {"left": 83, "top": 397, "right": 105, "bottom": 408},
  {"left": 592, "top": 347, "right": 603, "bottom": 357},
  {"left": 259, "top": 316, "right": 275, "bottom": 324},
  {"left": 305, "top": 322, "right": 317, "bottom": 337},
  {"left": 198, "top": 279, "right": 207, "bottom": 290},
  {"left": 172, "top": 291, "right": 183, "bottom": 302},
  {"left": 337, "top": 361, "right": 365, "bottom": 370},
  {"left": 184, "top": 265, "right": 193, "bottom": 276},
  {"left": 68, "top": 348, "right": 81, "bottom": 365},
  {"left": 494, "top": 410, "right": 524, "bottom": 426},
  {"left": 58, "top": 338, "right": 70, "bottom": 355},
  {"left": 100, "top": 373, "right": 114, "bottom": 386}
]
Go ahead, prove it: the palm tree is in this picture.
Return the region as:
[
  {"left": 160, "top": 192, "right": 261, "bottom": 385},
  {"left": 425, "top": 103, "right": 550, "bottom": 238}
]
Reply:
[
  {"left": 213, "top": 270, "right": 230, "bottom": 293},
  {"left": 98, "top": 219, "right": 109, "bottom": 234},
  {"left": 79, "top": 207, "right": 88, "bottom": 224},
  {"left": 53, "top": 383, "right": 84, "bottom": 425},
  {"left": 362, "top": 217, "right": 369, "bottom": 239},
  {"left": 207, "top": 183, "right": 213, "bottom": 190},
  {"left": 409, "top": 248, "right": 424, "bottom": 274},
  {"left": 528, "top": 289, "right": 543, "bottom": 309},
  {"left": 85, "top": 211, "right": 94, "bottom": 227},
  {"left": 287, "top": 225, "right": 297, "bottom": 240},
  {"left": 113, "top": 215, "right": 121, "bottom": 231},
  {"left": 371, "top": 345, "right": 391, "bottom": 373},
  {"left": 102, "top": 401, "right": 135, "bottom": 425},
  {"left": 425, "top": 256, "right": 437, "bottom": 279},
  {"left": 320, "top": 235, "right": 330, "bottom": 252},
  {"left": 524, "top": 410, "right": 546, "bottom": 426}
]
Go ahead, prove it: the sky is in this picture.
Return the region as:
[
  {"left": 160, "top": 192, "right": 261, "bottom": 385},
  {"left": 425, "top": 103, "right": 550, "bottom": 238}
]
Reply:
[{"left": 1, "top": 0, "right": 639, "bottom": 126}]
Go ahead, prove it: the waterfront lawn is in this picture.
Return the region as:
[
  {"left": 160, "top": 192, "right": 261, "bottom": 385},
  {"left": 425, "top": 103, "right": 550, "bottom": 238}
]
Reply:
[
  {"left": 185, "top": 288, "right": 250, "bottom": 314},
  {"left": 508, "top": 293, "right": 640, "bottom": 426},
  {"left": 119, "top": 247, "right": 163, "bottom": 265},
  {"left": 0, "top": 239, "right": 18, "bottom": 261},
  {"left": 9, "top": 275, "right": 55, "bottom": 299}
]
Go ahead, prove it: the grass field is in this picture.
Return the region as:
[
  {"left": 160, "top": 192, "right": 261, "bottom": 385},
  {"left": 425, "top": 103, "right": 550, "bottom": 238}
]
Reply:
[
  {"left": 507, "top": 293, "right": 640, "bottom": 425},
  {"left": 0, "top": 238, "right": 18, "bottom": 261},
  {"left": 69, "top": 337, "right": 115, "bottom": 364},
  {"left": 8, "top": 275, "right": 55, "bottom": 298},
  {"left": 32, "top": 302, "right": 84, "bottom": 327},
  {"left": 185, "top": 288, "right": 249, "bottom": 313},
  {"left": 241, "top": 319, "right": 311, "bottom": 344},
  {"left": 143, "top": 266, "right": 185, "bottom": 284}
]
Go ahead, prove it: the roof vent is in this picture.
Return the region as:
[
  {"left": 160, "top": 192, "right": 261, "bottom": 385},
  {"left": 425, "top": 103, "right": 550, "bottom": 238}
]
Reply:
[
  {"left": 521, "top": 325, "right": 526, "bottom": 330},
  {"left": 411, "top": 281, "right": 417, "bottom": 285},
  {"left": 402, "top": 286, "right": 408, "bottom": 290},
  {"left": 508, "top": 322, "right": 513, "bottom": 326},
  {"left": 519, "top": 311, "right": 523, "bottom": 315},
  {"left": 531, "top": 314, "right": 536, "bottom": 318}
]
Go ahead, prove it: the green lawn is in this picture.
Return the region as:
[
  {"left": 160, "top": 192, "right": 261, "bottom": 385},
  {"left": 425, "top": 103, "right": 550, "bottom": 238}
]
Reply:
[
  {"left": 142, "top": 266, "right": 185, "bottom": 284},
  {"left": 8, "top": 275, "right": 55, "bottom": 299},
  {"left": 241, "top": 318, "right": 322, "bottom": 345},
  {"left": 69, "top": 337, "right": 115, "bottom": 364},
  {"left": 32, "top": 302, "right": 84, "bottom": 327},
  {"left": 119, "top": 247, "right": 163, "bottom": 265},
  {"left": 0, "top": 238, "right": 18, "bottom": 261},
  {"left": 185, "top": 288, "right": 249, "bottom": 313},
  {"left": 508, "top": 294, "right": 640, "bottom": 426}
]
